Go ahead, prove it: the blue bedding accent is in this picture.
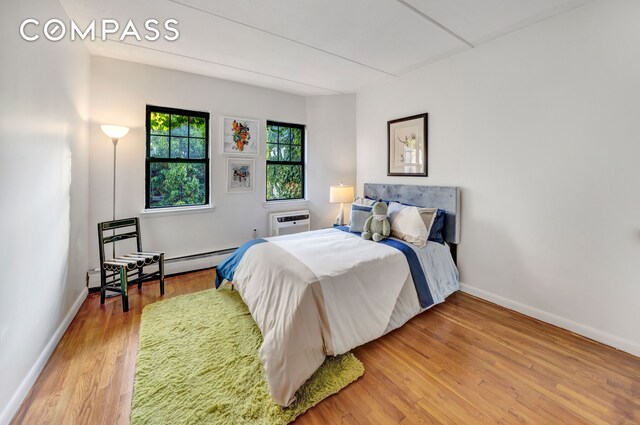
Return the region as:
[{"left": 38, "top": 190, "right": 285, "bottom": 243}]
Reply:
[
  {"left": 380, "top": 239, "right": 434, "bottom": 308},
  {"left": 335, "top": 226, "right": 434, "bottom": 308},
  {"left": 428, "top": 209, "right": 446, "bottom": 244},
  {"left": 215, "top": 238, "right": 267, "bottom": 288}
]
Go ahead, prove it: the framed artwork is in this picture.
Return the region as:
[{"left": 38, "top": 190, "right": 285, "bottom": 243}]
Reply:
[
  {"left": 387, "top": 113, "right": 428, "bottom": 177},
  {"left": 222, "top": 117, "right": 259, "bottom": 155},
  {"left": 226, "top": 158, "right": 255, "bottom": 193}
]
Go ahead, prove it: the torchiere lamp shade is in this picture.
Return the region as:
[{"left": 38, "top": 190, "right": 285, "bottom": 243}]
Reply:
[{"left": 101, "top": 125, "right": 129, "bottom": 140}]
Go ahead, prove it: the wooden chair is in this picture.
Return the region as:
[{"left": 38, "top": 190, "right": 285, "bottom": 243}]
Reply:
[{"left": 97, "top": 217, "right": 165, "bottom": 312}]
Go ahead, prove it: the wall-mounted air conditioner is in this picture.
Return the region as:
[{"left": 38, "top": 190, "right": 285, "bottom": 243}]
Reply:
[{"left": 269, "top": 210, "right": 310, "bottom": 236}]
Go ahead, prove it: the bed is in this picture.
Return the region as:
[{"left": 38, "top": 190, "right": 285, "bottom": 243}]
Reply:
[{"left": 215, "top": 184, "right": 461, "bottom": 406}]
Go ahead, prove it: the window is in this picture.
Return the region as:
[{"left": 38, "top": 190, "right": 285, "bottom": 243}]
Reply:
[
  {"left": 146, "top": 105, "right": 210, "bottom": 209},
  {"left": 266, "top": 121, "right": 305, "bottom": 201}
]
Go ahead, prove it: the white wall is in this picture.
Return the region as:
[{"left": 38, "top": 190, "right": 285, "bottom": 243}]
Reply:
[
  {"left": 306, "top": 94, "right": 357, "bottom": 227},
  {"left": 89, "top": 57, "right": 355, "bottom": 269},
  {"left": 0, "top": 0, "right": 91, "bottom": 423},
  {"left": 356, "top": 0, "right": 640, "bottom": 355}
]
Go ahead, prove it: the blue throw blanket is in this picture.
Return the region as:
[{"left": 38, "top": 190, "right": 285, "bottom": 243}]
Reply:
[{"left": 215, "top": 238, "right": 266, "bottom": 288}]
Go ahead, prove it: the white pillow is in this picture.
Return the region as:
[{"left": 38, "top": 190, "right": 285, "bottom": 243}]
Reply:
[{"left": 387, "top": 202, "right": 438, "bottom": 248}]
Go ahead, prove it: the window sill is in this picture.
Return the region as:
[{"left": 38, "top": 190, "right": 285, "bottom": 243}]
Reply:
[
  {"left": 263, "top": 199, "right": 309, "bottom": 209},
  {"left": 140, "top": 204, "right": 215, "bottom": 218}
]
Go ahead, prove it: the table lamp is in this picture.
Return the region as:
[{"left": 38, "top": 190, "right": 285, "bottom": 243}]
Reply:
[{"left": 329, "top": 182, "right": 354, "bottom": 226}]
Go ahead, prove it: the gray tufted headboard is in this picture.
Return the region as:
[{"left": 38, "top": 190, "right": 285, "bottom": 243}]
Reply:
[{"left": 363, "top": 183, "right": 461, "bottom": 245}]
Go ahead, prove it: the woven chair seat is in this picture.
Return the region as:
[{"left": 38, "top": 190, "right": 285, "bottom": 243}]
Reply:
[{"left": 103, "top": 251, "right": 164, "bottom": 272}]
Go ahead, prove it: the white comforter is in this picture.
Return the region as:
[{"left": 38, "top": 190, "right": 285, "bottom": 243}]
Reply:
[{"left": 226, "top": 228, "right": 458, "bottom": 406}]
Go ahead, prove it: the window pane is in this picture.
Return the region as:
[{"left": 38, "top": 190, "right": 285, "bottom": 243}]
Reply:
[
  {"left": 267, "top": 126, "right": 279, "bottom": 144},
  {"left": 291, "top": 145, "right": 301, "bottom": 162},
  {"left": 266, "top": 164, "right": 302, "bottom": 200},
  {"left": 279, "top": 127, "right": 291, "bottom": 144},
  {"left": 266, "top": 143, "right": 278, "bottom": 161},
  {"left": 189, "top": 117, "right": 206, "bottom": 138},
  {"left": 279, "top": 144, "right": 290, "bottom": 161},
  {"left": 189, "top": 138, "right": 206, "bottom": 159},
  {"left": 149, "top": 162, "right": 206, "bottom": 208},
  {"left": 150, "top": 135, "right": 169, "bottom": 158},
  {"left": 150, "top": 112, "right": 169, "bottom": 135},
  {"left": 147, "top": 107, "right": 210, "bottom": 209},
  {"left": 170, "top": 137, "right": 189, "bottom": 159},
  {"left": 170, "top": 114, "right": 189, "bottom": 137},
  {"left": 292, "top": 128, "right": 301, "bottom": 145}
]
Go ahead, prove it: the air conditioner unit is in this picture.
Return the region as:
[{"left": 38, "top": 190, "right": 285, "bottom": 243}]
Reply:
[{"left": 269, "top": 210, "right": 311, "bottom": 236}]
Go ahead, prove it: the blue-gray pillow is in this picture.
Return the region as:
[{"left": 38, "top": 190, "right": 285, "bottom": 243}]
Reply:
[{"left": 349, "top": 203, "right": 373, "bottom": 233}]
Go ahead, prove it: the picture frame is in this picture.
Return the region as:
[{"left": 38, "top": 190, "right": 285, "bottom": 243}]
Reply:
[
  {"left": 226, "top": 158, "right": 255, "bottom": 193},
  {"left": 221, "top": 117, "right": 259, "bottom": 155},
  {"left": 387, "top": 113, "right": 428, "bottom": 177}
]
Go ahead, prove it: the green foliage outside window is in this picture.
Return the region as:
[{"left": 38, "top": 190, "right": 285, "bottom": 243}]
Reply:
[
  {"left": 266, "top": 122, "right": 304, "bottom": 201},
  {"left": 149, "top": 163, "right": 206, "bottom": 207},
  {"left": 146, "top": 107, "right": 209, "bottom": 208}
]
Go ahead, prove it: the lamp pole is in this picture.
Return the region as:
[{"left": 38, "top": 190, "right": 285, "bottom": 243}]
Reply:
[
  {"left": 101, "top": 124, "right": 129, "bottom": 258},
  {"left": 112, "top": 137, "right": 118, "bottom": 221},
  {"left": 111, "top": 138, "right": 119, "bottom": 258}
]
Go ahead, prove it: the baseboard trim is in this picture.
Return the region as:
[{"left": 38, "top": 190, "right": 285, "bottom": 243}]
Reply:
[
  {"left": 459, "top": 283, "right": 640, "bottom": 358},
  {"left": 0, "top": 288, "right": 88, "bottom": 425}
]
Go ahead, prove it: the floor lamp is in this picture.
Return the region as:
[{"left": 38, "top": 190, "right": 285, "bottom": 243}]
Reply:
[{"left": 100, "top": 125, "right": 129, "bottom": 258}]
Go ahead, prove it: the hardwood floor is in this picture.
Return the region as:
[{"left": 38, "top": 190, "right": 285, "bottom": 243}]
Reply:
[{"left": 11, "top": 269, "right": 640, "bottom": 424}]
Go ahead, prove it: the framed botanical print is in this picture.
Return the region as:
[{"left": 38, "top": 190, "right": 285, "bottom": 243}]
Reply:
[
  {"left": 222, "top": 117, "right": 259, "bottom": 155},
  {"left": 387, "top": 113, "right": 428, "bottom": 176},
  {"left": 226, "top": 158, "right": 255, "bottom": 193}
]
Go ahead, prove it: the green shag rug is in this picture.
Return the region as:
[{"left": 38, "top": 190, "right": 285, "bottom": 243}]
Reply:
[{"left": 131, "top": 288, "right": 364, "bottom": 425}]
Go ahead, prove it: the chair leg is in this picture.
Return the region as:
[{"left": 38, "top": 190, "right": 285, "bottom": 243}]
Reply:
[
  {"left": 159, "top": 254, "right": 165, "bottom": 296},
  {"left": 119, "top": 266, "right": 129, "bottom": 312},
  {"left": 100, "top": 270, "right": 106, "bottom": 305},
  {"left": 138, "top": 267, "right": 143, "bottom": 290}
]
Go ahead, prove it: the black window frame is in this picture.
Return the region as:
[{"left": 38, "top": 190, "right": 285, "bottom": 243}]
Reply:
[
  {"left": 145, "top": 105, "right": 210, "bottom": 209},
  {"left": 266, "top": 120, "right": 306, "bottom": 202}
]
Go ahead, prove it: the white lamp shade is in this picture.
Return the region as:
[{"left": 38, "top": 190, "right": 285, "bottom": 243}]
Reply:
[
  {"left": 329, "top": 184, "right": 354, "bottom": 203},
  {"left": 101, "top": 125, "right": 129, "bottom": 139}
]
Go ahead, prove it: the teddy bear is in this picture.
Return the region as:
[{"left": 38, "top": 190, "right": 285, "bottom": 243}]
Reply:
[{"left": 362, "top": 201, "right": 391, "bottom": 242}]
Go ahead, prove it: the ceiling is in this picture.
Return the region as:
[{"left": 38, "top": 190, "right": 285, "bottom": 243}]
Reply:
[{"left": 60, "top": 0, "right": 592, "bottom": 96}]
